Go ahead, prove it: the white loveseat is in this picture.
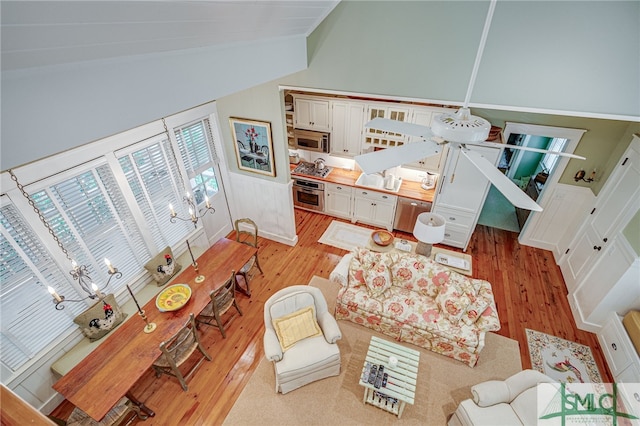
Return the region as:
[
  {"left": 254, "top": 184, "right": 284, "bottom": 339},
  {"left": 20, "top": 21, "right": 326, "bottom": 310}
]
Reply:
[{"left": 448, "top": 369, "right": 557, "bottom": 426}]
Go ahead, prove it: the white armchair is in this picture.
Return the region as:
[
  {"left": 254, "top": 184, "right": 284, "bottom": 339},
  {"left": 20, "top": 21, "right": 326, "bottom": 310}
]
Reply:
[
  {"left": 263, "top": 285, "right": 342, "bottom": 394},
  {"left": 448, "top": 369, "right": 557, "bottom": 426}
]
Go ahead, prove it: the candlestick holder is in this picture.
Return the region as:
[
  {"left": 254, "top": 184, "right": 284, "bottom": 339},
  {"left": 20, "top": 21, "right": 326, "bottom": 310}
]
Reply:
[
  {"left": 193, "top": 262, "right": 205, "bottom": 283},
  {"left": 138, "top": 310, "right": 157, "bottom": 333}
]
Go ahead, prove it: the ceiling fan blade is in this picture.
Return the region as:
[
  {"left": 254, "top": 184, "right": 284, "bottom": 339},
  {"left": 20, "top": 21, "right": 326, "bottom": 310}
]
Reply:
[
  {"left": 355, "top": 141, "right": 442, "bottom": 174},
  {"left": 461, "top": 149, "right": 543, "bottom": 212},
  {"left": 468, "top": 140, "right": 586, "bottom": 160},
  {"left": 365, "top": 117, "right": 435, "bottom": 139}
]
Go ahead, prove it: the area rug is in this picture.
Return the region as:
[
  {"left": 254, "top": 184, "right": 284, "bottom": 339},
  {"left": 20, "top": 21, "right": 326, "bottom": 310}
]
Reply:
[
  {"left": 224, "top": 276, "right": 522, "bottom": 425},
  {"left": 318, "top": 220, "right": 417, "bottom": 253},
  {"left": 526, "top": 328, "right": 603, "bottom": 383},
  {"left": 318, "top": 220, "right": 373, "bottom": 251}
]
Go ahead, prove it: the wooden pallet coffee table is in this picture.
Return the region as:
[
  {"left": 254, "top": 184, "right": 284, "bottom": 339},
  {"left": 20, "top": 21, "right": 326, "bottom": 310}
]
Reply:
[{"left": 358, "top": 336, "right": 420, "bottom": 418}]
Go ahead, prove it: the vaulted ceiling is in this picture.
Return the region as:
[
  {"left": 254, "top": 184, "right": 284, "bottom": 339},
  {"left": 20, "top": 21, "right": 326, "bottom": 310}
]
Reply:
[{"left": 0, "top": 1, "right": 340, "bottom": 71}]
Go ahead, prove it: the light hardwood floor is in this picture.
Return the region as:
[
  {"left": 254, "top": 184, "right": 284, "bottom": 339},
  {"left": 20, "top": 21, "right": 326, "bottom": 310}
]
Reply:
[{"left": 50, "top": 209, "right": 613, "bottom": 424}]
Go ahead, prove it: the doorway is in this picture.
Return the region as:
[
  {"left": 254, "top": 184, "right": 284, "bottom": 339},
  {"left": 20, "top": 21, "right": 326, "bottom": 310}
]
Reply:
[{"left": 478, "top": 123, "right": 584, "bottom": 240}]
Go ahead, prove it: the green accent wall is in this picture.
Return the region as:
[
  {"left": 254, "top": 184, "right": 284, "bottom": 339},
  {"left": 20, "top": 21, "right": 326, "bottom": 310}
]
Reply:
[
  {"left": 623, "top": 210, "right": 640, "bottom": 257},
  {"left": 217, "top": 1, "right": 640, "bottom": 193}
]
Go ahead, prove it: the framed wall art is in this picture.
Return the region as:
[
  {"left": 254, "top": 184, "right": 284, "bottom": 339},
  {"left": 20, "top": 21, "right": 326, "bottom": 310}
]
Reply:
[{"left": 230, "top": 117, "right": 276, "bottom": 177}]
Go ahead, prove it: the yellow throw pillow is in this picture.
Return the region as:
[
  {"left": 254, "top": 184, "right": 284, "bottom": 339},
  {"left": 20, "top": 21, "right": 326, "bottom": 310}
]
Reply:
[{"left": 272, "top": 306, "right": 322, "bottom": 351}]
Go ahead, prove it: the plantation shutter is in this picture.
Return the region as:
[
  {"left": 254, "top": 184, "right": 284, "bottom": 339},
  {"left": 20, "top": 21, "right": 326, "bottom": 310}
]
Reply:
[
  {"left": 0, "top": 199, "right": 83, "bottom": 372},
  {"left": 174, "top": 119, "right": 220, "bottom": 205},
  {"left": 117, "top": 138, "right": 192, "bottom": 250},
  {"left": 32, "top": 165, "right": 149, "bottom": 295}
]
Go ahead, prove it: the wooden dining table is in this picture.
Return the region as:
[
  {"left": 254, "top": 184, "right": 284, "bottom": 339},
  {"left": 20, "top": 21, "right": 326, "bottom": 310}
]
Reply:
[{"left": 53, "top": 237, "right": 257, "bottom": 421}]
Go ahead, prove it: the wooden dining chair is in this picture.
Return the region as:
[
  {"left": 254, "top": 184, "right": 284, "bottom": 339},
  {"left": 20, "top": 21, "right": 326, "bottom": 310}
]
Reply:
[
  {"left": 152, "top": 313, "right": 211, "bottom": 392},
  {"left": 50, "top": 397, "right": 137, "bottom": 426},
  {"left": 195, "top": 270, "right": 242, "bottom": 338},
  {"left": 234, "top": 218, "right": 263, "bottom": 296}
]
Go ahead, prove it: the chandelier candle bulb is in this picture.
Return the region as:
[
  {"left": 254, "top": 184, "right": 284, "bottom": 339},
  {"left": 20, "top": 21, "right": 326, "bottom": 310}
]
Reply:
[
  {"left": 48, "top": 286, "right": 62, "bottom": 302},
  {"left": 205, "top": 196, "right": 210, "bottom": 208},
  {"left": 169, "top": 204, "right": 176, "bottom": 217},
  {"left": 104, "top": 258, "right": 116, "bottom": 274},
  {"left": 71, "top": 259, "right": 78, "bottom": 270},
  {"left": 127, "top": 285, "right": 143, "bottom": 314},
  {"left": 91, "top": 283, "right": 103, "bottom": 299}
]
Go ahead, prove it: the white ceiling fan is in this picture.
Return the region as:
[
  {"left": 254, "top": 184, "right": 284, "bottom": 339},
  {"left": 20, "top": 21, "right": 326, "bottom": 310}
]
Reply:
[{"left": 354, "top": 0, "right": 585, "bottom": 212}]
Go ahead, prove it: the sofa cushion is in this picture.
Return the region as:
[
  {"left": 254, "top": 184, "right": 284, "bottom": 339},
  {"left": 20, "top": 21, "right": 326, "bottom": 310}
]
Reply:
[
  {"left": 390, "top": 253, "right": 449, "bottom": 298},
  {"left": 436, "top": 282, "right": 472, "bottom": 324},
  {"left": 272, "top": 306, "right": 322, "bottom": 351},
  {"left": 365, "top": 260, "right": 393, "bottom": 297}
]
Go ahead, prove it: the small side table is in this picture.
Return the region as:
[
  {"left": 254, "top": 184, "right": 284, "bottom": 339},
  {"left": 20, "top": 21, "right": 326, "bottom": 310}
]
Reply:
[
  {"left": 359, "top": 336, "right": 420, "bottom": 418},
  {"left": 430, "top": 246, "right": 473, "bottom": 276}
]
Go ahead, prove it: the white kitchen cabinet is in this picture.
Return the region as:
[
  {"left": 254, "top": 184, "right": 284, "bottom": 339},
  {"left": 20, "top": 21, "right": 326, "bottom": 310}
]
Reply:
[
  {"left": 293, "top": 97, "right": 331, "bottom": 131},
  {"left": 331, "top": 101, "right": 365, "bottom": 157},
  {"left": 598, "top": 312, "right": 640, "bottom": 383},
  {"left": 572, "top": 236, "right": 640, "bottom": 328},
  {"left": 433, "top": 145, "right": 501, "bottom": 250},
  {"left": 561, "top": 136, "right": 640, "bottom": 293},
  {"left": 363, "top": 103, "right": 410, "bottom": 148},
  {"left": 325, "top": 183, "right": 353, "bottom": 219},
  {"left": 404, "top": 107, "right": 450, "bottom": 172},
  {"left": 352, "top": 189, "right": 397, "bottom": 231}
]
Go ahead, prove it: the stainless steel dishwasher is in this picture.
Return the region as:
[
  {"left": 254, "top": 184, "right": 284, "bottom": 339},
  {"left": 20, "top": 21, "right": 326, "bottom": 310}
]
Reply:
[{"left": 393, "top": 197, "right": 432, "bottom": 233}]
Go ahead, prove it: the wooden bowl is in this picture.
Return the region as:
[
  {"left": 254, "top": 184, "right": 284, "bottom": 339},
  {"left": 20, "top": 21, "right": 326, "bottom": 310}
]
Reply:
[{"left": 371, "top": 230, "right": 394, "bottom": 246}]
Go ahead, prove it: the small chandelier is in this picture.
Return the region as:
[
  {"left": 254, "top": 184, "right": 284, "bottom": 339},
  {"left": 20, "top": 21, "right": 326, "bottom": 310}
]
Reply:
[
  {"left": 162, "top": 118, "right": 215, "bottom": 229},
  {"left": 169, "top": 192, "right": 215, "bottom": 228},
  {"left": 48, "top": 259, "right": 122, "bottom": 310},
  {"left": 9, "top": 170, "right": 123, "bottom": 310}
]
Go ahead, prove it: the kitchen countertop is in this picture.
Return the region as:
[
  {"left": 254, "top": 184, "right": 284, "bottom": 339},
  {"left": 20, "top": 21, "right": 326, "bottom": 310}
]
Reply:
[{"left": 290, "top": 163, "right": 435, "bottom": 203}]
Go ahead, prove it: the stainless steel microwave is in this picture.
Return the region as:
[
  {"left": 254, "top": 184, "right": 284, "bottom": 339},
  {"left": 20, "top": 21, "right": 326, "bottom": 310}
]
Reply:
[{"left": 294, "top": 129, "right": 330, "bottom": 153}]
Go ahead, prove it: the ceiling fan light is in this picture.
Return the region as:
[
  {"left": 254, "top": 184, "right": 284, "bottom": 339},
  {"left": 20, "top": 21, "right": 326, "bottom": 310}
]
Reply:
[{"left": 431, "top": 108, "right": 491, "bottom": 143}]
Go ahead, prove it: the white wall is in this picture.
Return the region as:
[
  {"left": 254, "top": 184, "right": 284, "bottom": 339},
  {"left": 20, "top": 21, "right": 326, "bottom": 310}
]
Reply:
[{"left": 1, "top": 36, "right": 308, "bottom": 170}]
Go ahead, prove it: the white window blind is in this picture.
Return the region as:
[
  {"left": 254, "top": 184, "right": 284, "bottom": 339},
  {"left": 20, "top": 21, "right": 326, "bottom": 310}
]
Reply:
[
  {"left": 117, "top": 138, "right": 192, "bottom": 250},
  {"left": 0, "top": 199, "right": 82, "bottom": 372},
  {"left": 175, "top": 119, "right": 219, "bottom": 206},
  {"left": 32, "top": 165, "right": 149, "bottom": 295}
]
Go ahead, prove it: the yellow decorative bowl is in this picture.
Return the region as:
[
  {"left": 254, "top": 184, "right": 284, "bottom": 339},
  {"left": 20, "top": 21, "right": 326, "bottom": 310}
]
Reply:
[
  {"left": 371, "top": 230, "right": 394, "bottom": 246},
  {"left": 156, "top": 284, "right": 192, "bottom": 312}
]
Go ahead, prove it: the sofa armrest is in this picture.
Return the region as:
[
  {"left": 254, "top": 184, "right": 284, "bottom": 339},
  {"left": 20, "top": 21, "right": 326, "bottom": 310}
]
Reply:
[
  {"left": 329, "top": 253, "right": 353, "bottom": 287},
  {"left": 471, "top": 380, "right": 511, "bottom": 407},
  {"left": 317, "top": 311, "right": 342, "bottom": 344},
  {"left": 263, "top": 328, "right": 283, "bottom": 362},
  {"left": 475, "top": 303, "right": 501, "bottom": 332},
  {"left": 504, "top": 369, "right": 555, "bottom": 400}
]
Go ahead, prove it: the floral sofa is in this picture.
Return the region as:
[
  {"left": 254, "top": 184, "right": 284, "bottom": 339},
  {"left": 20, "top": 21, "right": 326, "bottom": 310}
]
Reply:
[{"left": 330, "top": 248, "right": 500, "bottom": 367}]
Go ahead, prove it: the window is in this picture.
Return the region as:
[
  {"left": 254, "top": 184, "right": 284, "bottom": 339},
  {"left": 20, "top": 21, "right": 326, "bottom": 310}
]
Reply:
[
  {"left": 540, "top": 138, "right": 568, "bottom": 173},
  {"left": 0, "top": 109, "right": 223, "bottom": 379},
  {"left": 31, "top": 164, "right": 149, "bottom": 295},
  {"left": 175, "top": 119, "right": 219, "bottom": 206},
  {"left": 0, "top": 199, "right": 83, "bottom": 372},
  {"left": 117, "top": 137, "right": 192, "bottom": 251}
]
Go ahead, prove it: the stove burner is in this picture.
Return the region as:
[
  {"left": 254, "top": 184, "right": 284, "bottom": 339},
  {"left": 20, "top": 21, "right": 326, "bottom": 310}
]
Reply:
[{"left": 293, "top": 162, "right": 332, "bottom": 178}]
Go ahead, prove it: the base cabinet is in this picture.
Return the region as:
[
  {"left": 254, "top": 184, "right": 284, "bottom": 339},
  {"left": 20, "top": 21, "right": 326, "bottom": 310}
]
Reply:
[
  {"left": 325, "top": 183, "right": 353, "bottom": 219},
  {"left": 598, "top": 312, "right": 640, "bottom": 383},
  {"left": 352, "top": 189, "right": 397, "bottom": 231}
]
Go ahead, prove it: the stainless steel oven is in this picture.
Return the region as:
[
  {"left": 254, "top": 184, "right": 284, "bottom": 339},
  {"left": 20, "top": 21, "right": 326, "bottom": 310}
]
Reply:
[{"left": 293, "top": 178, "right": 325, "bottom": 212}]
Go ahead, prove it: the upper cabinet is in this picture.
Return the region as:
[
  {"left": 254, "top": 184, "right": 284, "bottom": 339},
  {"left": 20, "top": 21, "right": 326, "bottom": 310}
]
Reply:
[
  {"left": 293, "top": 97, "right": 331, "bottom": 132},
  {"left": 331, "top": 101, "right": 365, "bottom": 157},
  {"left": 364, "top": 103, "right": 410, "bottom": 148}
]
